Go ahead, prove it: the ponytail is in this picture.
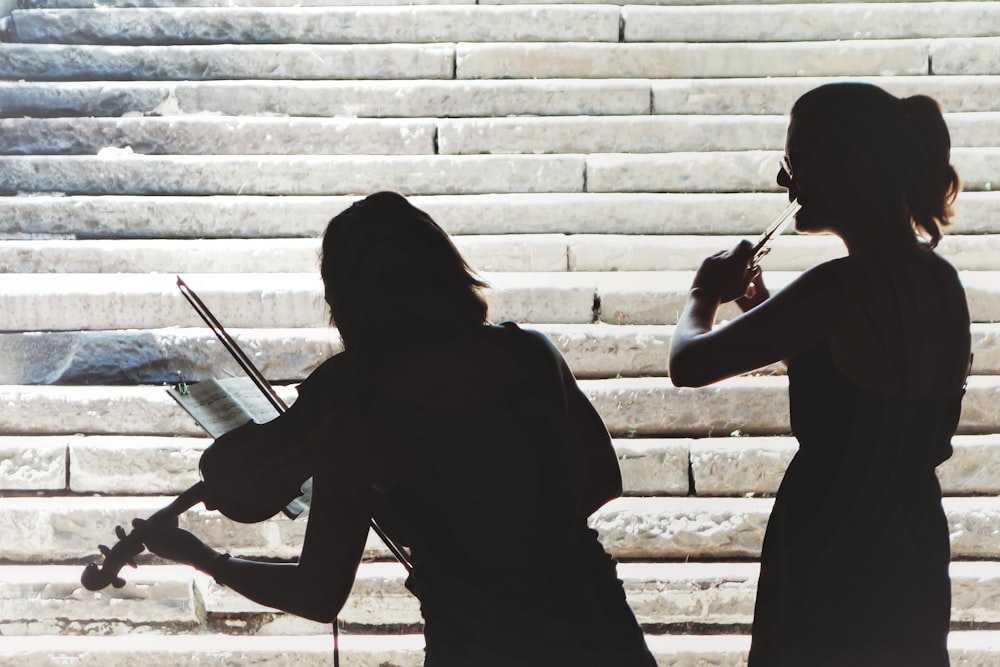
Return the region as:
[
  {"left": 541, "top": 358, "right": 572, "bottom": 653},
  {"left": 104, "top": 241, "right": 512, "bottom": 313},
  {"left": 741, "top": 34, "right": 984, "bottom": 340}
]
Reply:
[{"left": 899, "top": 95, "right": 960, "bottom": 248}]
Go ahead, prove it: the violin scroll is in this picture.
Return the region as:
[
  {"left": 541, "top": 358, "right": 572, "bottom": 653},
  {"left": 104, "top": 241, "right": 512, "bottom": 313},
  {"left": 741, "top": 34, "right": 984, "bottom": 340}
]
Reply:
[
  {"left": 80, "top": 482, "right": 206, "bottom": 591},
  {"left": 81, "top": 524, "right": 144, "bottom": 590}
]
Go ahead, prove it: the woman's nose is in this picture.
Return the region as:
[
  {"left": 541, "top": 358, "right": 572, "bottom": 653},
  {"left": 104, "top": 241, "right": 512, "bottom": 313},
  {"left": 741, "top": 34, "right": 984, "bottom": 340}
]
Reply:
[{"left": 776, "top": 164, "right": 793, "bottom": 189}]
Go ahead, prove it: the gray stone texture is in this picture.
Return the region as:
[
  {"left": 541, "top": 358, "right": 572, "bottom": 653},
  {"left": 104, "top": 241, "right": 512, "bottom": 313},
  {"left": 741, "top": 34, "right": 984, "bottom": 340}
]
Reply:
[
  {"left": 0, "top": 154, "right": 586, "bottom": 196},
  {"left": 0, "top": 43, "right": 456, "bottom": 81},
  {"left": 0, "top": 117, "right": 439, "bottom": 155},
  {"left": 624, "top": 3, "right": 1000, "bottom": 42},
  {"left": 456, "top": 40, "right": 930, "bottom": 79},
  {"left": 0, "top": 79, "right": 653, "bottom": 118},
  {"left": 11, "top": 6, "right": 621, "bottom": 45},
  {"left": 5, "top": 192, "right": 998, "bottom": 240}
]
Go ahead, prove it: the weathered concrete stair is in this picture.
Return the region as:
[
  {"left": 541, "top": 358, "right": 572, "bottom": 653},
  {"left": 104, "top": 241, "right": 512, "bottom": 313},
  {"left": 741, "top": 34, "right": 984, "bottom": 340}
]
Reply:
[{"left": 2, "top": 0, "right": 1000, "bottom": 664}]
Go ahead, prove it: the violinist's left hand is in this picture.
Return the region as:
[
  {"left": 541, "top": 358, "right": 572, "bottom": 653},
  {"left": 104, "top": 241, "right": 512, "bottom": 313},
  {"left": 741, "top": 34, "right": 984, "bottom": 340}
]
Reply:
[{"left": 132, "top": 517, "right": 219, "bottom": 572}]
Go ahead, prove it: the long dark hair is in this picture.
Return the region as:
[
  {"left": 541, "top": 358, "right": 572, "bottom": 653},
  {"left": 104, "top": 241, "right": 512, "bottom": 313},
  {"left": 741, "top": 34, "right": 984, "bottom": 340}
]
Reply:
[
  {"left": 320, "top": 192, "right": 489, "bottom": 353},
  {"left": 791, "top": 82, "right": 960, "bottom": 247}
]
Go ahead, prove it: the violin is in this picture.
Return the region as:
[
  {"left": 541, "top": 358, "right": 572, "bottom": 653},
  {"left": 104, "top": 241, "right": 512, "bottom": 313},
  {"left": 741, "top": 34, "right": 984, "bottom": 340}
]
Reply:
[{"left": 81, "top": 277, "right": 409, "bottom": 592}]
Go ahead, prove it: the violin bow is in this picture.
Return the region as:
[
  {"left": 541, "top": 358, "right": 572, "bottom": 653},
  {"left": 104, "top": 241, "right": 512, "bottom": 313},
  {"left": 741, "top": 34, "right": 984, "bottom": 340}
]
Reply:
[{"left": 175, "top": 276, "right": 412, "bottom": 572}]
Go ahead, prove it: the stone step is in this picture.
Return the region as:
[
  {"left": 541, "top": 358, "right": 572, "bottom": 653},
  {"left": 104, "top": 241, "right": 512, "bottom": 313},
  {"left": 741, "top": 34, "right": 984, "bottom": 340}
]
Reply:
[
  {"left": 3, "top": 270, "right": 1000, "bottom": 331},
  {"left": 4, "top": 494, "right": 1000, "bottom": 562},
  {"left": 4, "top": 321, "right": 1000, "bottom": 386},
  {"left": 0, "top": 149, "right": 995, "bottom": 196},
  {"left": 12, "top": 0, "right": 996, "bottom": 7},
  {"left": 5, "top": 431, "right": 996, "bottom": 498},
  {"left": 5, "top": 192, "right": 1000, "bottom": 238},
  {"left": 10, "top": 6, "right": 621, "bottom": 45},
  {"left": 4, "top": 76, "right": 1000, "bottom": 119},
  {"left": 13, "top": 3, "right": 1000, "bottom": 47},
  {"left": 3, "top": 374, "right": 999, "bottom": 439},
  {"left": 654, "top": 74, "right": 1000, "bottom": 115},
  {"left": 3, "top": 633, "right": 998, "bottom": 667},
  {"left": 0, "top": 79, "right": 656, "bottom": 119},
  {"left": 4, "top": 232, "right": 999, "bottom": 275},
  {"left": 621, "top": 2, "right": 1000, "bottom": 42},
  {"left": 4, "top": 113, "right": 999, "bottom": 156},
  {"left": 7, "top": 38, "right": 997, "bottom": 82},
  {"left": 2, "top": 562, "right": 1000, "bottom": 637},
  {"left": 0, "top": 235, "right": 573, "bottom": 273},
  {"left": 454, "top": 38, "right": 997, "bottom": 79}
]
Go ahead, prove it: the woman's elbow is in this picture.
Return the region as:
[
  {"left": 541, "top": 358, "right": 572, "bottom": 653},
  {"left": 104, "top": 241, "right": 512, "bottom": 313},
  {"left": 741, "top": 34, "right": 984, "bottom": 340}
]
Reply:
[{"left": 668, "top": 353, "right": 710, "bottom": 387}]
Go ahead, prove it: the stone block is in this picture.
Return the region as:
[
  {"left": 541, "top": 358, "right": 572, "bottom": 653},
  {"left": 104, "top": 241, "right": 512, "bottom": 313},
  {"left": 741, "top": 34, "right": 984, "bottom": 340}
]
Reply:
[
  {"left": 970, "top": 324, "right": 1000, "bottom": 375},
  {"left": 0, "top": 238, "right": 322, "bottom": 274},
  {"left": 623, "top": 4, "right": 1000, "bottom": 43},
  {"left": 0, "top": 81, "right": 173, "bottom": 118},
  {"left": 0, "top": 565, "right": 200, "bottom": 635},
  {"left": 456, "top": 41, "right": 929, "bottom": 80},
  {"left": 0, "top": 496, "right": 309, "bottom": 562},
  {"left": 652, "top": 75, "right": 1000, "bottom": 115},
  {"left": 586, "top": 149, "right": 1000, "bottom": 195},
  {"left": 535, "top": 322, "right": 672, "bottom": 379},
  {"left": 614, "top": 438, "right": 689, "bottom": 496},
  {"left": 0, "top": 270, "right": 598, "bottom": 331},
  {"left": 0, "top": 436, "right": 67, "bottom": 491},
  {"left": 620, "top": 562, "right": 757, "bottom": 627},
  {"left": 437, "top": 116, "right": 787, "bottom": 156},
  {"left": 593, "top": 496, "right": 1000, "bottom": 560},
  {"left": 483, "top": 271, "right": 596, "bottom": 324},
  {"left": 960, "top": 276, "right": 1000, "bottom": 328},
  {"left": 931, "top": 37, "right": 1000, "bottom": 76},
  {"left": 594, "top": 270, "right": 797, "bottom": 325},
  {"left": 935, "top": 193, "right": 1000, "bottom": 234},
  {"left": 946, "top": 496, "right": 1000, "bottom": 558},
  {"left": 202, "top": 561, "right": 419, "bottom": 629},
  {"left": 586, "top": 151, "right": 783, "bottom": 194},
  {"left": 0, "top": 634, "right": 426, "bottom": 667},
  {"left": 591, "top": 496, "right": 772, "bottom": 559},
  {"left": 12, "top": 6, "right": 620, "bottom": 45},
  {"left": 0, "top": 328, "right": 340, "bottom": 385},
  {"left": 0, "top": 154, "right": 585, "bottom": 197},
  {"left": 0, "top": 235, "right": 565, "bottom": 274},
  {"left": 0, "top": 192, "right": 824, "bottom": 239},
  {"left": 0, "top": 385, "right": 207, "bottom": 437},
  {"left": 582, "top": 376, "right": 791, "bottom": 438},
  {"left": 940, "top": 436, "right": 1000, "bottom": 495},
  {"left": 569, "top": 234, "right": 843, "bottom": 272},
  {"left": 170, "top": 79, "right": 652, "bottom": 118},
  {"left": 690, "top": 437, "right": 795, "bottom": 497},
  {"left": 69, "top": 436, "right": 207, "bottom": 494},
  {"left": 0, "top": 43, "right": 455, "bottom": 81},
  {"left": 454, "top": 234, "right": 568, "bottom": 272},
  {"left": 0, "top": 117, "right": 438, "bottom": 156}
]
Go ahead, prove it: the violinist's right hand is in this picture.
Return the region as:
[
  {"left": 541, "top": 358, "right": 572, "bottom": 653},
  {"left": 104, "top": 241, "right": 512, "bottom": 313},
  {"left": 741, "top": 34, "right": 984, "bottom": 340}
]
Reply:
[{"left": 132, "top": 517, "right": 220, "bottom": 573}]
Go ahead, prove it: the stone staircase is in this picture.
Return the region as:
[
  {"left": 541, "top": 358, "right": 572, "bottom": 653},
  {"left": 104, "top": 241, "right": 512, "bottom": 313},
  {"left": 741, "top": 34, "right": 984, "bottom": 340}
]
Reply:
[{"left": 1, "top": 0, "right": 1000, "bottom": 664}]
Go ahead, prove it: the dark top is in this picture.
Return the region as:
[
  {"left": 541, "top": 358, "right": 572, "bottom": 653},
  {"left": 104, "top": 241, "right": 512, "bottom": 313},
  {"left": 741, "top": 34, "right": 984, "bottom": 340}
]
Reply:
[{"left": 295, "top": 323, "right": 655, "bottom": 666}]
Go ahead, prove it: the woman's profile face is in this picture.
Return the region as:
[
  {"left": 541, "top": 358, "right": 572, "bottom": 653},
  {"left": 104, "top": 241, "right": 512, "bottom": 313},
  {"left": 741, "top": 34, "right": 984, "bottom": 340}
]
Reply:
[{"left": 780, "top": 115, "right": 842, "bottom": 236}]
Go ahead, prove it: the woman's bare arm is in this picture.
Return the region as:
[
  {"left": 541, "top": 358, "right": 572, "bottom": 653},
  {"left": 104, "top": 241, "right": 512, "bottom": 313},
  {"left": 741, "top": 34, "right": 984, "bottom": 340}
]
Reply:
[{"left": 670, "top": 256, "right": 851, "bottom": 387}]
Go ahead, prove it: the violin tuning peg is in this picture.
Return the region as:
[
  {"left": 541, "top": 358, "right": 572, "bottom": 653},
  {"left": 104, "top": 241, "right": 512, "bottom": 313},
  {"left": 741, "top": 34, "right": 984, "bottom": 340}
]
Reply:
[
  {"left": 98, "top": 544, "right": 111, "bottom": 557},
  {"left": 115, "top": 525, "right": 128, "bottom": 540},
  {"left": 113, "top": 576, "right": 126, "bottom": 588}
]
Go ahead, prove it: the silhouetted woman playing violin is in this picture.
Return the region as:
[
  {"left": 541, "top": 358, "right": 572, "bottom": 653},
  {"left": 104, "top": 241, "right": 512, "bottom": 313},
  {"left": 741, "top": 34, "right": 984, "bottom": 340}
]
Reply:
[
  {"left": 135, "top": 192, "right": 655, "bottom": 666},
  {"left": 669, "top": 83, "right": 971, "bottom": 666}
]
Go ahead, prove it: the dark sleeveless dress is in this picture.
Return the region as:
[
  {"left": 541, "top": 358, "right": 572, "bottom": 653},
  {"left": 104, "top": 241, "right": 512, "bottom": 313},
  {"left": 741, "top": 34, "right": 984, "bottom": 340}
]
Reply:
[{"left": 748, "top": 252, "right": 968, "bottom": 666}]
